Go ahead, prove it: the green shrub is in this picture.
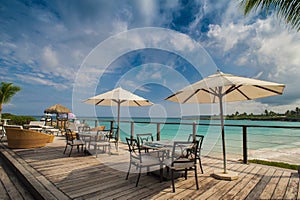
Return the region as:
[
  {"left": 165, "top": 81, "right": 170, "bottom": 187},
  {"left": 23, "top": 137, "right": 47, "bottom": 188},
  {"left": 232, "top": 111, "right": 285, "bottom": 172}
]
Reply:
[
  {"left": 248, "top": 159, "right": 298, "bottom": 170},
  {"left": 2, "top": 113, "right": 37, "bottom": 125}
]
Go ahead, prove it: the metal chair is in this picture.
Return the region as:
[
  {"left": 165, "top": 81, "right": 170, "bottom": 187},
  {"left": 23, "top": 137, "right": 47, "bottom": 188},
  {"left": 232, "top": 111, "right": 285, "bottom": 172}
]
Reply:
[
  {"left": 105, "top": 127, "right": 118, "bottom": 150},
  {"left": 90, "top": 130, "right": 111, "bottom": 158},
  {"left": 125, "top": 137, "right": 164, "bottom": 187},
  {"left": 188, "top": 134, "right": 204, "bottom": 173},
  {"left": 167, "top": 141, "right": 199, "bottom": 192},
  {"left": 63, "top": 129, "right": 85, "bottom": 157}
]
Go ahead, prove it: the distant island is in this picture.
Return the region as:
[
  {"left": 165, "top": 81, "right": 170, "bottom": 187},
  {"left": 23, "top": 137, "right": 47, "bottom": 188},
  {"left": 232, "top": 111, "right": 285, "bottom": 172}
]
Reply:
[{"left": 183, "top": 107, "right": 300, "bottom": 122}]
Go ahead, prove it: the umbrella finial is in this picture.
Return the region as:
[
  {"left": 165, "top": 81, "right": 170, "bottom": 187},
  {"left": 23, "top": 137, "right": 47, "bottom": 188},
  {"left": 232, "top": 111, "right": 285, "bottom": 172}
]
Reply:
[{"left": 216, "top": 69, "right": 222, "bottom": 74}]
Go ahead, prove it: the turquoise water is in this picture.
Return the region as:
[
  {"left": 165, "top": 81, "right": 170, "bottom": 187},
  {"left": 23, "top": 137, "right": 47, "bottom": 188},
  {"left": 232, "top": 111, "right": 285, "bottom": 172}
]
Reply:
[{"left": 80, "top": 117, "right": 300, "bottom": 158}]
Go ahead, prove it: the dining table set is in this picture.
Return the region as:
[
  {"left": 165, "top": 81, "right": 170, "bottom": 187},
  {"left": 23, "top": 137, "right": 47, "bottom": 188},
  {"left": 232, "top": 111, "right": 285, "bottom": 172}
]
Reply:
[
  {"left": 125, "top": 135, "right": 203, "bottom": 192},
  {"left": 78, "top": 128, "right": 113, "bottom": 157}
]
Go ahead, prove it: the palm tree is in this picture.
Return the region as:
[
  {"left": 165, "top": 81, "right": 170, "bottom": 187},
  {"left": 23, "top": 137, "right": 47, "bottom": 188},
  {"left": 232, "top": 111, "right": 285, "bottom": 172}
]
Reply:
[
  {"left": 240, "top": 0, "right": 300, "bottom": 31},
  {"left": 0, "top": 82, "right": 21, "bottom": 120}
]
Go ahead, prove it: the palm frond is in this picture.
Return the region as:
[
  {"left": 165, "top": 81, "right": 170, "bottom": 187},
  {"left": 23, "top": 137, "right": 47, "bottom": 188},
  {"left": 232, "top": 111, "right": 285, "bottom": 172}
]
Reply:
[{"left": 240, "top": 0, "right": 300, "bottom": 31}]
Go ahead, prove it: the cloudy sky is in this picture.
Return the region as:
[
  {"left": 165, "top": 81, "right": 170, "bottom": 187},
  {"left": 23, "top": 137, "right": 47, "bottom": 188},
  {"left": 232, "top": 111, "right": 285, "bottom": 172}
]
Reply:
[{"left": 1, "top": 0, "right": 300, "bottom": 118}]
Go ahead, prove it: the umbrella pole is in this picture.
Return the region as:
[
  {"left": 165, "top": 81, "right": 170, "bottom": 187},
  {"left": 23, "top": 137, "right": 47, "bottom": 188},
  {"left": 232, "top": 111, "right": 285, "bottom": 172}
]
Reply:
[
  {"left": 117, "top": 101, "right": 120, "bottom": 152},
  {"left": 211, "top": 91, "right": 238, "bottom": 180},
  {"left": 219, "top": 95, "right": 227, "bottom": 174}
]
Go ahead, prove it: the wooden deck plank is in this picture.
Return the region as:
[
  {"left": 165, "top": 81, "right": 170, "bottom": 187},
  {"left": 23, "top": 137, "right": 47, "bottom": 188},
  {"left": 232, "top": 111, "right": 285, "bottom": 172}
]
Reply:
[
  {"left": 0, "top": 180, "right": 9, "bottom": 200},
  {"left": 203, "top": 163, "right": 250, "bottom": 200},
  {"left": 0, "top": 165, "right": 22, "bottom": 200},
  {"left": 5, "top": 149, "right": 70, "bottom": 200},
  {"left": 272, "top": 170, "right": 292, "bottom": 199},
  {"left": 233, "top": 166, "right": 268, "bottom": 199},
  {"left": 284, "top": 172, "right": 299, "bottom": 200},
  {"left": 1, "top": 150, "right": 60, "bottom": 200},
  {"left": 259, "top": 169, "right": 284, "bottom": 199},
  {"left": 153, "top": 158, "right": 218, "bottom": 199},
  {"left": 219, "top": 164, "right": 261, "bottom": 199},
  {"left": 244, "top": 166, "right": 276, "bottom": 200},
  {"left": 174, "top": 162, "right": 241, "bottom": 200},
  {"left": 153, "top": 159, "right": 224, "bottom": 200}
]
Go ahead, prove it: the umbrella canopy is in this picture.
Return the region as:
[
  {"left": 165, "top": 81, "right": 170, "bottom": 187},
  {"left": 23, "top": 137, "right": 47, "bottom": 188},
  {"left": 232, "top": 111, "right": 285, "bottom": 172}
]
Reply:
[
  {"left": 68, "top": 113, "right": 76, "bottom": 120},
  {"left": 44, "top": 104, "right": 71, "bottom": 114},
  {"left": 165, "top": 70, "right": 285, "bottom": 179},
  {"left": 83, "top": 87, "right": 153, "bottom": 106},
  {"left": 83, "top": 87, "right": 153, "bottom": 150},
  {"left": 166, "top": 70, "right": 285, "bottom": 104}
]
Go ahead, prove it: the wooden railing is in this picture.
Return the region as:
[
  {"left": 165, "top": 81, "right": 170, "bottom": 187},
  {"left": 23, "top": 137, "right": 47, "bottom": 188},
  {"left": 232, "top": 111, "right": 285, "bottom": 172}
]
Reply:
[{"left": 80, "top": 118, "right": 300, "bottom": 164}]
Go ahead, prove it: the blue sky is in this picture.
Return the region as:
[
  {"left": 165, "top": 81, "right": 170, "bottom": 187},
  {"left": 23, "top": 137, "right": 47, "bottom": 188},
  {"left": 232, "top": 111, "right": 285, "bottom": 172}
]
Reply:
[{"left": 1, "top": 0, "right": 300, "bottom": 118}]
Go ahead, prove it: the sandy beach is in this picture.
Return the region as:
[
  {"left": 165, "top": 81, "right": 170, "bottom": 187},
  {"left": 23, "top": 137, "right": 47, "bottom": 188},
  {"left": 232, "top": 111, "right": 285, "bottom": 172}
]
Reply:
[{"left": 248, "top": 148, "right": 300, "bottom": 165}]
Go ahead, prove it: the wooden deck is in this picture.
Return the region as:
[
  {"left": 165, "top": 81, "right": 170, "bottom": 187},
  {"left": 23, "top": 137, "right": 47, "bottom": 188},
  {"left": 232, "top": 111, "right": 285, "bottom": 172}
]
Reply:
[{"left": 0, "top": 136, "right": 299, "bottom": 200}]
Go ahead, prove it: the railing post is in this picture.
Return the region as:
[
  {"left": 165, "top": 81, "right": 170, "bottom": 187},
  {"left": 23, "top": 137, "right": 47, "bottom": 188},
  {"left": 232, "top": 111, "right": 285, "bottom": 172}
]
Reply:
[
  {"left": 192, "top": 121, "right": 197, "bottom": 140},
  {"left": 131, "top": 121, "right": 134, "bottom": 140},
  {"left": 157, "top": 123, "right": 161, "bottom": 141},
  {"left": 243, "top": 126, "right": 248, "bottom": 164},
  {"left": 95, "top": 120, "right": 98, "bottom": 127},
  {"left": 110, "top": 121, "right": 114, "bottom": 131}
]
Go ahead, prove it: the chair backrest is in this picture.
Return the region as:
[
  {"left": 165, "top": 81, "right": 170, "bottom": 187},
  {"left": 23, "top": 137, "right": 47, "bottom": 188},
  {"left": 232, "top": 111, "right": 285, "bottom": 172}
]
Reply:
[
  {"left": 188, "top": 134, "right": 204, "bottom": 154},
  {"left": 96, "top": 130, "right": 108, "bottom": 142},
  {"left": 91, "top": 126, "right": 105, "bottom": 132},
  {"left": 78, "top": 126, "right": 90, "bottom": 134},
  {"left": 171, "top": 141, "right": 198, "bottom": 166},
  {"left": 126, "top": 137, "right": 141, "bottom": 161},
  {"left": 106, "top": 128, "right": 117, "bottom": 141},
  {"left": 65, "top": 129, "right": 79, "bottom": 143},
  {"left": 136, "top": 133, "right": 153, "bottom": 146}
]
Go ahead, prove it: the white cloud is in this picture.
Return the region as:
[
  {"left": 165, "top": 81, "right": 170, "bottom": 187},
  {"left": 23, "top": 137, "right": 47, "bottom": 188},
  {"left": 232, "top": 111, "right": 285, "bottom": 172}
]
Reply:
[
  {"left": 112, "top": 20, "right": 129, "bottom": 34},
  {"left": 42, "top": 46, "right": 59, "bottom": 68},
  {"left": 137, "top": 0, "right": 158, "bottom": 26},
  {"left": 15, "top": 74, "right": 69, "bottom": 90},
  {"left": 206, "top": 12, "right": 300, "bottom": 106}
]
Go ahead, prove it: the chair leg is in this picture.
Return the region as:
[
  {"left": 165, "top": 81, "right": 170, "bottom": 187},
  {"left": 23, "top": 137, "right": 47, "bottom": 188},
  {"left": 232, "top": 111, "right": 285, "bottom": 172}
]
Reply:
[
  {"left": 136, "top": 167, "right": 142, "bottom": 187},
  {"left": 69, "top": 145, "right": 73, "bottom": 157},
  {"left": 126, "top": 162, "right": 132, "bottom": 180},
  {"left": 95, "top": 145, "right": 98, "bottom": 158},
  {"left": 198, "top": 157, "right": 204, "bottom": 174},
  {"left": 63, "top": 144, "right": 68, "bottom": 154},
  {"left": 171, "top": 170, "right": 175, "bottom": 193},
  {"left": 194, "top": 166, "right": 199, "bottom": 190},
  {"left": 159, "top": 165, "right": 163, "bottom": 182}
]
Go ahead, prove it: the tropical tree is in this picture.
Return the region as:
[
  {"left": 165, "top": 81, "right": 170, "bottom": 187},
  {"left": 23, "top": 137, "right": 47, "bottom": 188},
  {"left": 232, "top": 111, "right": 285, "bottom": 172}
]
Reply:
[
  {"left": 0, "top": 82, "right": 21, "bottom": 120},
  {"left": 240, "top": 0, "right": 300, "bottom": 31}
]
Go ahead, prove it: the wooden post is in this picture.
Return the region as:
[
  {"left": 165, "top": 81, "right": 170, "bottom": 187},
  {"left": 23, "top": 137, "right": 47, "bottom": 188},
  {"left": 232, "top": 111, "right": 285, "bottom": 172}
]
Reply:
[
  {"left": 192, "top": 121, "right": 197, "bottom": 140},
  {"left": 131, "top": 121, "right": 134, "bottom": 140},
  {"left": 157, "top": 123, "right": 161, "bottom": 141},
  {"left": 110, "top": 121, "right": 114, "bottom": 131},
  {"left": 243, "top": 126, "right": 248, "bottom": 164},
  {"left": 95, "top": 120, "right": 98, "bottom": 127}
]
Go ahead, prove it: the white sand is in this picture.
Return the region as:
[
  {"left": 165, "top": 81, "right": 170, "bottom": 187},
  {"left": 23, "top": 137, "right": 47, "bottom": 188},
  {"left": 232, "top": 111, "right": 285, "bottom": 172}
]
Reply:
[{"left": 248, "top": 148, "right": 300, "bottom": 165}]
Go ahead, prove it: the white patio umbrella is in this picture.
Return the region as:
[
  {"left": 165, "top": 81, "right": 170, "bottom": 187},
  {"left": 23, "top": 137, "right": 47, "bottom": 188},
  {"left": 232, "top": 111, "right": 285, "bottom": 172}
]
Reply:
[
  {"left": 165, "top": 70, "right": 285, "bottom": 180},
  {"left": 82, "top": 87, "right": 153, "bottom": 150}
]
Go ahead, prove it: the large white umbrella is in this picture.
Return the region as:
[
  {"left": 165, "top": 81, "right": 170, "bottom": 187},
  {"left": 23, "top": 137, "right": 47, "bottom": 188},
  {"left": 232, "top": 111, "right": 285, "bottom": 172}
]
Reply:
[
  {"left": 83, "top": 87, "right": 153, "bottom": 150},
  {"left": 165, "top": 70, "right": 285, "bottom": 180}
]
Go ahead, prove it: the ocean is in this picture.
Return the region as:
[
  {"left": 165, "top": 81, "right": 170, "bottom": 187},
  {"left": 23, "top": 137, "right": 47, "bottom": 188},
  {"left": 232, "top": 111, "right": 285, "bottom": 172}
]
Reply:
[{"left": 76, "top": 117, "right": 300, "bottom": 164}]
